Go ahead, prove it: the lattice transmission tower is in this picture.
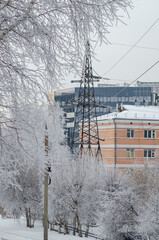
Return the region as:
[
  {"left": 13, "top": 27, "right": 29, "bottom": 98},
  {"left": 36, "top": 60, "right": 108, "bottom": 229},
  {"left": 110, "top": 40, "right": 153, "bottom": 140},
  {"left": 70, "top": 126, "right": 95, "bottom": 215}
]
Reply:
[{"left": 71, "top": 41, "right": 103, "bottom": 160}]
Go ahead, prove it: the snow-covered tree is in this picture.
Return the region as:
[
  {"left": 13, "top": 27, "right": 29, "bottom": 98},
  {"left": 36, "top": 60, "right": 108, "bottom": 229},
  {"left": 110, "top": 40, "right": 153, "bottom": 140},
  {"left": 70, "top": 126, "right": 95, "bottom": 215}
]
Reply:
[
  {"left": 0, "top": 1, "right": 133, "bottom": 220},
  {"left": 0, "top": 0, "right": 132, "bottom": 128},
  {"left": 49, "top": 154, "right": 105, "bottom": 236},
  {"left": 0, "top": 0, "right": 132, "bottom": 86},
  {"left": 130, "top": 166, "right": 159, "bottom": 239},
  {"left": 0, "top": 0, "right": 132, "bottom": 182},
  {"left": 99, "top": 166, "right": 159, "bottom": 240},
  {"left": 0, "top": 101, "right": 68, "bottom": 227},
  {"left": 99, "top": 171, "right": 139, "bottom": 240},
  {"left": 0, "top": 1, "right": 133, "bottom": 232},
  {"left": 0, "top": 102, "right": 45, "bottom": 222}
]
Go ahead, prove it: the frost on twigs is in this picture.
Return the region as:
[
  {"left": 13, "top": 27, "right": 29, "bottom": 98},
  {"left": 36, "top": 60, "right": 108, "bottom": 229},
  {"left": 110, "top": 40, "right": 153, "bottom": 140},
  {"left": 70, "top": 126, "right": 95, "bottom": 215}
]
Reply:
[
  {"left": 0, "top": 0, "right": 132, "bottom": 227},
  {"left": 0, "top": 0, "right": 132, "bottom": 148},
  {"left": 0, "top": 0, "right": 132, "bottom": 92}
]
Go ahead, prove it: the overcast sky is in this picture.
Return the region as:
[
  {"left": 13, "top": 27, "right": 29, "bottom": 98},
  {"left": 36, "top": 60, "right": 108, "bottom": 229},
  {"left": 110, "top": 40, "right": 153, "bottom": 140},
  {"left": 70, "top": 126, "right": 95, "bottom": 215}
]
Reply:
[{"left": 62, "top": 0, "right": 159, "bottom": 89}]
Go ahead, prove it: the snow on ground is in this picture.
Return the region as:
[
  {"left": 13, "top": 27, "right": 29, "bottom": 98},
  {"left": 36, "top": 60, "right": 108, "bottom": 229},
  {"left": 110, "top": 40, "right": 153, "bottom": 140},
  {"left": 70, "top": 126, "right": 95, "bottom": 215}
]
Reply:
[{"left": 0, "top": 216, "right": 84, "bottom": 240}]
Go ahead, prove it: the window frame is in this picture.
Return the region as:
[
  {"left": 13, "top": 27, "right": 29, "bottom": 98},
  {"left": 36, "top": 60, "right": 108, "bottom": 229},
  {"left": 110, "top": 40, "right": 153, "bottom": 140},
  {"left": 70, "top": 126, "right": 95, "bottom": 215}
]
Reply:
[
  {"left": 127, "top": 129, "right": 135, "bottom": 138},
  {"left": 144, "top": 130, "right": 156, "bottom": 139},
  {"left": 127, "top": 149, "right": 135, "bottom": 158},
  {"left": 144, "top": 149, "right": 156, "bottom": 158}
]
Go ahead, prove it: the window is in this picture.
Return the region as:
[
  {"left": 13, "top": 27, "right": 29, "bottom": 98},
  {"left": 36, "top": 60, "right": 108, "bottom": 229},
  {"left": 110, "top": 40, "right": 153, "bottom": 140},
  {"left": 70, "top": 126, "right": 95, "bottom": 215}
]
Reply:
[
  {"left": 61, "top": 101, "right": 66, "bottom": 107},
  {"left": 148, "top": 96, "right": 151, "bottom": 102},
  {"left": 127, "top": 129, "right": 134, "bottom": 138},
  {"left": 96, "top": 107, "right": 99, "bottom": 112},
  {"left": 127, "top": 149, "right": 135, "bottom": 158},
  {"left": 144, "top": 130, "right": 155, "bottom": 139},
  {"left": 129, "top": 97, "right": 134, "bottom": 102},
  {"left": 144, "top": 149, "right": 155, "bottom": 158}
]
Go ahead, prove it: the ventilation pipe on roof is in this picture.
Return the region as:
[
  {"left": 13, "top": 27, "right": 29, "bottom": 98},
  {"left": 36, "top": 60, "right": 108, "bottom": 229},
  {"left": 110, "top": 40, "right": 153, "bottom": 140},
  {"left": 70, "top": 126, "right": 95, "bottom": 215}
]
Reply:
[
  {"left": 156, "top": 96, "right": 159, "bottom": 106},
  {"left": 143, "top": 99, "right": 148, "bottom": 106},
  {"left": 152, "top": 92, "right": 157, "bottom": 106},
  {"left": 135, "top": 99, "right": 140, "bottom": 106}
]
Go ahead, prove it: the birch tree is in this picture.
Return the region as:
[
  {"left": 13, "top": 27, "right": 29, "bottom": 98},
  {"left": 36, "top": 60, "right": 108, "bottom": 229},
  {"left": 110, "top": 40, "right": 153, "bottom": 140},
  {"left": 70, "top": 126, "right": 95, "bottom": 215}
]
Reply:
[
  {"left": 0, "top": 0, "right": 133, "bottom": 229},
  {"left": 0, "top": 0, "right": 132, "bottom": 87},
  {"left": 0, "top": 0, "right": 132, "bottom": 116},
  {"left": 49, "top": 155, "right": 105, "bottom": 236},
  {"left": 0, "top": 0, "right": 132, "bottom": 191},
  {"left": 0, "top": 102, "right": 67, "bottom": 225},
  {"left": 130, "top": 166, "right": 159, "bottom": 240},
  {"left": 0, "top": 102, "right": 45, "bottom": 222},
  {"left": 99, "top": 172, "right": 139, "bottom": 240}
]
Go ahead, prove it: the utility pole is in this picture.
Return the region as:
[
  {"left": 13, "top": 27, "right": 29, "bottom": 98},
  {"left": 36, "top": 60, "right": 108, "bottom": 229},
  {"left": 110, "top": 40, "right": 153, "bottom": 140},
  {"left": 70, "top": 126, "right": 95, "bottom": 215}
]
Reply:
[
  {"left": 44, "top": 123, "right": 49, "bottom": 240},
  {"left": 43, "top": 95, "right": 54, "bottom": 240}
]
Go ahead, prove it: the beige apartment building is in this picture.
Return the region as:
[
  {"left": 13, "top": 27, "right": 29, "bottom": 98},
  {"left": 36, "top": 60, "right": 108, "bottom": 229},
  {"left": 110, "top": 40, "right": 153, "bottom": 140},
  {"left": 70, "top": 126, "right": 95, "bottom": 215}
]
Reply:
[{"left": 96, "top": 105, "right": 159, "bottom": 169}]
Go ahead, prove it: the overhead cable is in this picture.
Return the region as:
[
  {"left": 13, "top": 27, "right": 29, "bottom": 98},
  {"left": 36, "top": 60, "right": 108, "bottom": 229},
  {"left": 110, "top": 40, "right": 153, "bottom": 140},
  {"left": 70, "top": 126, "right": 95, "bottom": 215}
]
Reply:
[
  {"left": 111, "top": 43, "right": 159, "bottom": 51},
  {"left": 113, "top": 60, "right": 159, "bottom": 97},
  {"left": 102, "top": 17, "right": 159, "bottom": 77}
]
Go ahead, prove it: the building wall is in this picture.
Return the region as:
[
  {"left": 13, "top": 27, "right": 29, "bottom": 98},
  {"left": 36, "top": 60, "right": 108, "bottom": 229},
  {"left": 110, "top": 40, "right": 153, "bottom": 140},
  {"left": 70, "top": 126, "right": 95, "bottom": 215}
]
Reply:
[
  {"left": 55, "top": 85, "right": 158, "bottom": 148},
  {"left": 98, "top": 119, "right": 159, "bottom": 168}
]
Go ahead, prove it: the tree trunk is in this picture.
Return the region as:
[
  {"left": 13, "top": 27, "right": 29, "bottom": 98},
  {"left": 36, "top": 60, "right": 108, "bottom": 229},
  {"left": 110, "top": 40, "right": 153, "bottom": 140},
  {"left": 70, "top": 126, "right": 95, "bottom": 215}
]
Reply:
[
  {"left": 50, "top": 223, "right": 54, "bottom": 230},
  {"left": 31, "top": 213, "right": 36, "bottom": 228},
  {"left": 28, "top": 208, "right": 32, "bottom": 227},
  {"left": 58, "top": 224, "right": 61, "bottom": 234},
  {"left": 25, "top": 208, "right": 30, "bottom": 227},
  {"left": 73, "top": 216, "right": 76, "bottom": 235},
  {"left": 85, "top": 223, "right": 89, "bottom": 237},
  {"left": 25, "top": 208, "right": 35, "bottom": 228},
  {"left": 64, "top": 220, "right": 69, "bottom": 235},
  {"left": 76, "top": 214, "right": 82, "bottom": 237}
]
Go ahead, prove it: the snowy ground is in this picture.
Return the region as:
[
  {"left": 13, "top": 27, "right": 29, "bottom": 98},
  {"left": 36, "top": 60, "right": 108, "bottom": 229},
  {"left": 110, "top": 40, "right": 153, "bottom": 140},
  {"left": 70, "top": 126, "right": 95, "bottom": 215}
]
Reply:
[{"left": 0, "top": 216, "right": 85, "bottom": 240}]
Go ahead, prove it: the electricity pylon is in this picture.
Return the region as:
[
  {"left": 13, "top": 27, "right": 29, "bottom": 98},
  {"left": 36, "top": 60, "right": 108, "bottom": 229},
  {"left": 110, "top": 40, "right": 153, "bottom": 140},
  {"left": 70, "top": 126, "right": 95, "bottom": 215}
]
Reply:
[{"left": 71, "top": 41, "right": 103, "bottom": 160}]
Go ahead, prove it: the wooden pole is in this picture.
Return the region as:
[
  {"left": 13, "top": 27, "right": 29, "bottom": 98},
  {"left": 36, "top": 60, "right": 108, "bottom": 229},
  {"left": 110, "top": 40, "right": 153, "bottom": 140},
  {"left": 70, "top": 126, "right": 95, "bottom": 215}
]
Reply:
[
  {"left": 44, "top": 168, "right": 48, "bottom": 240},
  {"left": 44, "top": 127, "right": 48, "bottom": 240}
]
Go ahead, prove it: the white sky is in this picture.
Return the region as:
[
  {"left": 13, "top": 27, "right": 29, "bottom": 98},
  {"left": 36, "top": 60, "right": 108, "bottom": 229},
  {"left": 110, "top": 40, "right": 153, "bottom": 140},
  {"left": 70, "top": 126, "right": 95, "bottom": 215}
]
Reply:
[{"left": 63, "top": 0, "right": 159, "bottom": 89}]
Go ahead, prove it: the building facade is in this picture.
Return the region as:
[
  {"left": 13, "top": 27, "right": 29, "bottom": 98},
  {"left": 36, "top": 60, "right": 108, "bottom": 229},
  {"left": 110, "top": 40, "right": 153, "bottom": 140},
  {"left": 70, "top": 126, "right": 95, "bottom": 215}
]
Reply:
[
  {"left": 55, "top": 82, "right": 159, "bottom": 147},
  {"left": 97, "top": 105, "right": 159, "bottom": 169}
]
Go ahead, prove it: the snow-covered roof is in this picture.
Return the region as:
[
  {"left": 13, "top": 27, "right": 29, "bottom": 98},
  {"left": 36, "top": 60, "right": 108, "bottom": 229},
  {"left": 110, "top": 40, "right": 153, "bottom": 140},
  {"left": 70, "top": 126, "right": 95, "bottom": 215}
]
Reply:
[{"left": 98, "top": 105, "right": 159, "bottom": 121}]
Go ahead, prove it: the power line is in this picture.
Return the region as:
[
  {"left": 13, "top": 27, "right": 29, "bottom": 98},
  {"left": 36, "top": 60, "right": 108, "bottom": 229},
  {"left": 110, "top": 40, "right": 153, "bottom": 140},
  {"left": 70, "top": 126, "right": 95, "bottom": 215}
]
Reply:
[
  {"left": 102, "top": 17, "right": 159, "bottom": 77},
  {"left": 113, "top": 60, "right": 159, "bottom": 97},
  {"left": 111, "top": 43, "right": 159, "bottom": 51}
]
